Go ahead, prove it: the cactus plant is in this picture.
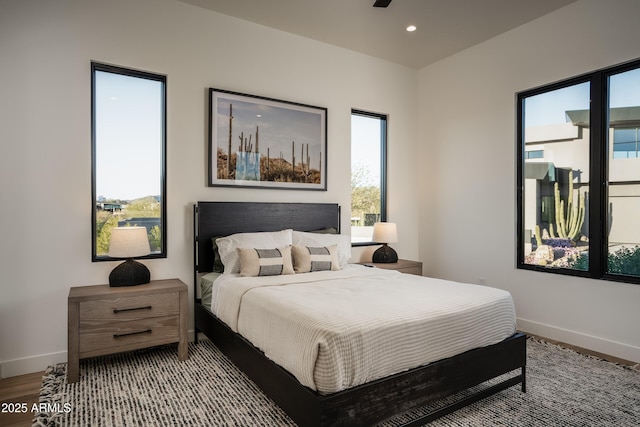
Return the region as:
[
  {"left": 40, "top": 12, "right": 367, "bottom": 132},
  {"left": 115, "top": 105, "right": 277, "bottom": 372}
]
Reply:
[
  {"left": 535, "top": 224, "right": 543, "bottom": 247},
  {"left": 550, "top": 170, "right": 585, "bottom": 241}
]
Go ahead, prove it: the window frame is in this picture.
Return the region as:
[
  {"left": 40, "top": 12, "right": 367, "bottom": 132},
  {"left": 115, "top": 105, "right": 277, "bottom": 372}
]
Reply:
[
  {"left": 91, "top": 62, "right": 168, "bottom": 261},
  {"left": 350, "top": 109, "right": 388, "bottom": 247},
  {"left": 516, "top": 57, "right": 640, "bottom": 285}
]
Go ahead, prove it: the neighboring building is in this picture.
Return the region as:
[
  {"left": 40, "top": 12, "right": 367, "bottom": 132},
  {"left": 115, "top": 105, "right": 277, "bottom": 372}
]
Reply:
[
  {"left": 96, "top": 202, "right": 123, "bottom": 212},
  {"left": 524, "top": 106, "right": 640, "bottom": 255}
]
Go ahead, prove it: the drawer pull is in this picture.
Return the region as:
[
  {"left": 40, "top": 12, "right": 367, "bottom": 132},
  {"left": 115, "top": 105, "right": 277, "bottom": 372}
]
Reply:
[
  {"left": 113, "top": 329, "right": 152, "bottom": 339},
  {"left": 113, "top": 305, "right": 152, "bottom": 314}
]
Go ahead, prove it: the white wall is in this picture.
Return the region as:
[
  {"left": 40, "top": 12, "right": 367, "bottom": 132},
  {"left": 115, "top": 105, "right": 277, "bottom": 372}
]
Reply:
[
  {"left": 0, "top": 0, "right": 419, "bottom": 377},
  {"left": 5, "top": 0, "right": 638, "bottom": 380},
  {"left": 418, "top": 0, "right": 640, "bottom": 362}
]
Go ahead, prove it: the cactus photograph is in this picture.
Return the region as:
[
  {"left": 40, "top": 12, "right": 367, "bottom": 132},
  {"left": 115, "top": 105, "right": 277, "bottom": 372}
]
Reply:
[{"left": 208, "top": 88, "right": 327, "bottom": 190}]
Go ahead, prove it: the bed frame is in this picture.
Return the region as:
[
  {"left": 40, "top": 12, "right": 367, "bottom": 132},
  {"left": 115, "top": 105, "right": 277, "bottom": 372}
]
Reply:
[{"left": 193, "top": 201, "right": 526, "bottom": 426}]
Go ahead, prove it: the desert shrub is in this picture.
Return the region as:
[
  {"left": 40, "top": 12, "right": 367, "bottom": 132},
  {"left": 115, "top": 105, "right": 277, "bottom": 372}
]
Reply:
[
  {"left": 608, "top": 246, "right": 640, "bottom": 276},
  {"left": 570, "top": 252, "right": 589, "bottom": 271},
  {"left": 568, "top": 246, "right": 640, "bottom": 276}
]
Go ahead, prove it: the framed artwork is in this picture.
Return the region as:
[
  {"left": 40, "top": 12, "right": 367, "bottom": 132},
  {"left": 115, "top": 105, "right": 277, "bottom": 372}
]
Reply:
[{"left": 209, "top": 88, "right": 327, "bottom": 190}]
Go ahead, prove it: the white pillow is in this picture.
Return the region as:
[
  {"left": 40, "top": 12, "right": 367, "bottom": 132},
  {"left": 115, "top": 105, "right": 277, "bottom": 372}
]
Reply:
[
  {"left": 238, "top": 246, "right": 295, "bottom": 277},
  {"left": 216, "top": 229, "right": 293, "bottom": 274},
  {"left": 291, "top": 231, "right": 351, "bottom": 267},
  {"left": 292, "top": 244, "right": 341, "bottom": 273}
]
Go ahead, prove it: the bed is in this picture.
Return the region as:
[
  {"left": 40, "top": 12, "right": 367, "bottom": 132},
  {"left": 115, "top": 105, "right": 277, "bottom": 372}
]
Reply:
[{"left": 193, "top": 201, "right": 526, "bottom": 426}]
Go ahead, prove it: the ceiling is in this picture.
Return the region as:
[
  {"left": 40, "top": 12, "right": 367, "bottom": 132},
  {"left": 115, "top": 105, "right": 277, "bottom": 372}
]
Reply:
[{"left": 178, "top": 0, "right": 577, "bottom": 69}]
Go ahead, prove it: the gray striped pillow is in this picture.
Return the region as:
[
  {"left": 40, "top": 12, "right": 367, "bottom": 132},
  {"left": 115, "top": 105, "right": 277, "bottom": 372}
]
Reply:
[
  {"left": 238, "top": 246, "right": 294, "bottom": 277},
  {"left": 292, "top": 244, "right": 341, "bottom": 273}
]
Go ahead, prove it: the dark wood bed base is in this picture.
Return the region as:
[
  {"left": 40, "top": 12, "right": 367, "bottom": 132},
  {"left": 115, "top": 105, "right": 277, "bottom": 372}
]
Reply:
[{"left": 193, "top": 202, "right": 526, "bottom": 426}]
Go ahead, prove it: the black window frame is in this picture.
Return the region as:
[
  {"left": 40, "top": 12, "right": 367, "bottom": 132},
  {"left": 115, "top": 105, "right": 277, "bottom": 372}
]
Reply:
[
  {"left": 516, "top": 57, "right": 640, "bottom": 285},
  {"left": 91, "top": 62, "right": 168, "bottom": 261},
  {"left": 351, "top": 109, "right": 388, "bottom": 247}
]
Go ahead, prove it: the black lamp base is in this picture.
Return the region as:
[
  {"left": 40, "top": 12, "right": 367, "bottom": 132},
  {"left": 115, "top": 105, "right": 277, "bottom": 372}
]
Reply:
[
  {"left": 109, "top": 259, "right": 150, "bottom": 287},
  {"left": 372, "top": 244, "right": 398, "bottom": 263}
]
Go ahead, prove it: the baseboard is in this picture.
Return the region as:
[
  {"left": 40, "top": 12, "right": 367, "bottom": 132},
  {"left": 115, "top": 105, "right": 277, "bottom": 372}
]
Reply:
[
  {"left": 2, "top": 330, "right": 201, "bottom": 379},
  {"left": 1, "top": 351, "right": 67, "bottom": 379},
  {"left": 518, "top": 317, "right": 640, "bottom": 364}
]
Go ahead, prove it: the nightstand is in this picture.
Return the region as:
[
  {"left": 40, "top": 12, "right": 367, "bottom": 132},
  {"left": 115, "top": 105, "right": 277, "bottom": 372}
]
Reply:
[
  {"left": 361, "top": 259, "right": 423, "bottom": 276},
  {"left": 67, "top": 278, "right": 188, "bottom": 383}
]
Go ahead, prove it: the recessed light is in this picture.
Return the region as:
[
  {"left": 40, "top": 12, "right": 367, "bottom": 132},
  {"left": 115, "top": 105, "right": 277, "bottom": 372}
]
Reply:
[{"left": 406, "top": 25, "right": 417, "bottom": 32}]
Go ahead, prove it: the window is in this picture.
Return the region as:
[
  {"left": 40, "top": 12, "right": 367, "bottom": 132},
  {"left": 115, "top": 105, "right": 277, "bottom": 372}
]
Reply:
[
  {"left": 92, "top": 62, "right": 167, "bottom": 260},
  {"left": 613, "top": 127, "right": 639, "bottom": 158},
  {"left": 525, "top": 150, "right": 544, "bottom": 159},
  {"left": 606, "top": 68, "right": 640, "bottom": 278},
  {"left": 351, "top": 110, "right": 387, "bottom": 244},
  {"left": 517, "top": 58, "right": 640, "bottom": 284}
]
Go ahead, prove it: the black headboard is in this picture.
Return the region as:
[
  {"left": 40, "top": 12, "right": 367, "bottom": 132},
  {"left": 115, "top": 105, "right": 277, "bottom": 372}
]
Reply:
[{"left": 194, "top": 202, "right": 341, "bottom": 274}]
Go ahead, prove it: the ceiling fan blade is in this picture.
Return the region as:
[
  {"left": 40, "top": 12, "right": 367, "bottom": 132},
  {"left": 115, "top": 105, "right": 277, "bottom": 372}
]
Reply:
[{"left": 373, "top": 0, "right": 392, "bottom": 7}]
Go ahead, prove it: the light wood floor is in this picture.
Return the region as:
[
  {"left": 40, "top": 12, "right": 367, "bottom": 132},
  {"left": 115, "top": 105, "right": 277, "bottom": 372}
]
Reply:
[{"left": 0, "top": 371, "right": 43, "bottom": 427}]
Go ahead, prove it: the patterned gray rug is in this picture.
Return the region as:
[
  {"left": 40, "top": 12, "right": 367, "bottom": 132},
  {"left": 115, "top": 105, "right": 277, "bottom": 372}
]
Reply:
[{"left": 33, "top": 338, "right": 639, "bottom": 426}]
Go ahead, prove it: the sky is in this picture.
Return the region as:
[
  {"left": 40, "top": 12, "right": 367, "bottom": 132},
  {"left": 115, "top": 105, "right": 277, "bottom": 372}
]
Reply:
[
  {"left": 95, "top": 71, "right": 163, "bottom": 201},
  {"left": 610, "top": 68, "right": 640, "bottom": 107},
  {"left": 524, "top": 68, "right": 640, "bottom": 127},
  {"left": 524, "top": 82, "right": 589, "bottom": 127},
  {"left": 351, "top": 114, "right": 382, "bottom": 187}
]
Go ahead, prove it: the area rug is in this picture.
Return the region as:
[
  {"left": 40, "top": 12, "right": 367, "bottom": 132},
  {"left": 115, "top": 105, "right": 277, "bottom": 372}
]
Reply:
[{"left": 33, "top": 338, "right": 640, "bottom": 426}]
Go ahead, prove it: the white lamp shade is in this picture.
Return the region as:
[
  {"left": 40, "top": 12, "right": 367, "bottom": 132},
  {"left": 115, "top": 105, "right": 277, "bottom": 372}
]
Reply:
[
  {"left": 372, "top": 222, "right": 398, "bottom": 244},
  {"left": 108, "top": 227, "right": 151, "bottom": 258}
]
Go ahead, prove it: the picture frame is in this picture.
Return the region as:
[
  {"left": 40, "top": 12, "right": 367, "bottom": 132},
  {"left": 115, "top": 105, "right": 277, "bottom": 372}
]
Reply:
[{"left": 209, "top": 88, "right": 327, "bottom": 190}]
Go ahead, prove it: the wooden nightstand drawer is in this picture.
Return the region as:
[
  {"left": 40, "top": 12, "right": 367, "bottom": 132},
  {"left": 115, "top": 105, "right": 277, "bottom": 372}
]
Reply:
[
  {"left": 79, "top": 292, "right": 179, "bottom": 325},
  {"left": 79, "top": 315, "right": 180, "bottom": 358}
]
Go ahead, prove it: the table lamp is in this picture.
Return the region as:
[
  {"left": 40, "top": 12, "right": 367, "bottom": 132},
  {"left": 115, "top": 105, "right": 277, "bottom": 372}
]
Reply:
[
  {"left": 372, "top": 222, "right": 398, "bottom": 263},
  {"left": 108, "top": 227, "right": 151, "bottom": 287}
]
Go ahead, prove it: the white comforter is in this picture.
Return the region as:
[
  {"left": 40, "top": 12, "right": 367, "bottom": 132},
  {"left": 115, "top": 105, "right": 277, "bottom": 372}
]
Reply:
[{"left": 211, "top": 265, "right": 516, "bottom": 394}]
